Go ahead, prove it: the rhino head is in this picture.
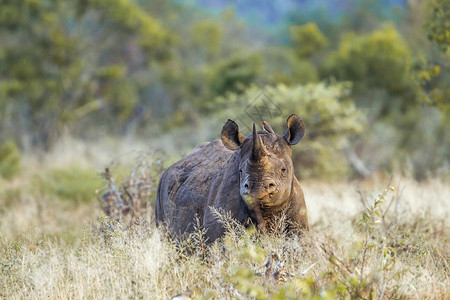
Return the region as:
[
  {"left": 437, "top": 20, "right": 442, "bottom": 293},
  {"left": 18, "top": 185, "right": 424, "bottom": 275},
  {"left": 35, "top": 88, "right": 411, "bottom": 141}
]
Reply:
[{"left": 221, "top": 114, "right": 305, "bottom": 226}]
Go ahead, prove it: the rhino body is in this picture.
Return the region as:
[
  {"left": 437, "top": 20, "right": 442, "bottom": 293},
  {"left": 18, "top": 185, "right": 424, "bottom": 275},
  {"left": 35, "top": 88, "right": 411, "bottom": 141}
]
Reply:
[{"left": 155, "top": 115, "right": 308, "bottom": 242}]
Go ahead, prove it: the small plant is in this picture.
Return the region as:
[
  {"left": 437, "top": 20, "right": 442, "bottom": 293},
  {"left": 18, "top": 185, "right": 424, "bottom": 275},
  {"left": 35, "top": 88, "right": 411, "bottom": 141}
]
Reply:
[
  {"left": 356, "top": 184, "right": 399, "bottom": 274},
  {"left": 99, "top": 151, "right": 165, "bottom": 224},
  {"left": 0, "top": 141, "right": 21, "bottom": 180},
  {"left": 314, "top": 182, "right": 406, "bottom": 298}
]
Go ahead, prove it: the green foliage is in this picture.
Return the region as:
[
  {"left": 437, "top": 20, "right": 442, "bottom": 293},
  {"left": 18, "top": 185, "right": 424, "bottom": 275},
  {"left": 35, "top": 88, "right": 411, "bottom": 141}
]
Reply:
[
  {"left": 421, "top": 87, "right": 450, "bottom": 112},
  {"left": 290, "top": 60, "right": 319, "bottom": 85},
  {"left": 425, "top": 0, "right": 450, "bottom": 53},
  {"left": 323, "top": 26, "right": 411, "bottom": 94},
  {"left": 0, "top": 187, "right": 21, "bottom": 214},
  {"left": 35, "top": 166, "right": 103, "bottom": 204},
  {"left": 262, "top": 47, "right": 319, "bottom": 85},
  {"left": 95, "top": 64, "right": 126, "bottom": 80},
  {"left": 191, "top": 20, "right": 223, "bottom": 59},
  {"left": 0, "top": 0, "right": 447, "bottom": 178},
  {"left": 406, "top": 0, "right": 450, "bottom": 113},
  {"left": 208, "top": 52, "right": 262, "bottom": 98},
  {"left": 0, "top": 141, "right": 21, "bottom": 179},
  {"left": 105, "top": 80, "right": 139, "bottom": 121},
  {"left": 215, "top": 82, "right": 364, "bottom": 179},
  {"left": 81, "top": 0, "right": 172, "bottom": 56},
  {"left": 0, "top": 0, "right": 171, "bottom": 149},
  {"left": 290, "top": 22, "right": 328, "bottom": 59},
  {"left": 410, "top": 54, "right": 450, "bottom": 111},
  {"left": 226, "top": 267, "right": 268, "bottom": 299},
  {"left": 411, "top": 54, "right": 441, "bottom": 86},
  {"left": 99, "top": 151, "right": 165, "bottom": 221}
]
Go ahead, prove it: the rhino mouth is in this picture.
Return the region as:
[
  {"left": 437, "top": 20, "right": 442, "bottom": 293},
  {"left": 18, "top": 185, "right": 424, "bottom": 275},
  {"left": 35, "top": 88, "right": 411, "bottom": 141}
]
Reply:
[
  {"left": 242, "top": 195, "right": 266, "bottom": 229},
  {"left": 242, "top": 193, "right": 284, "bottom": 229},
  {"left": 245, "top": 199, "right": 287, "bottom": 231},
  {"left": 242, "top": 192, "right": 280, "bottom": 207}
]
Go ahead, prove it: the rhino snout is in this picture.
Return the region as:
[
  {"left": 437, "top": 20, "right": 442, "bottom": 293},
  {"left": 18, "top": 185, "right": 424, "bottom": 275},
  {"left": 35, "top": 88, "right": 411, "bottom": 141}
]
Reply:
[{"left": 242, "top": 179, "right": 277, "bottom": 199}]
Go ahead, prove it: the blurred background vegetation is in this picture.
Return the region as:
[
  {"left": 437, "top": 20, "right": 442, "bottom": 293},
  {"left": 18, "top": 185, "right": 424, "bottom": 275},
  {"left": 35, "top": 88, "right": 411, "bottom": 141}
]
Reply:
[{"left": 0, "top": 0, "right": 449, "bottom": 181}]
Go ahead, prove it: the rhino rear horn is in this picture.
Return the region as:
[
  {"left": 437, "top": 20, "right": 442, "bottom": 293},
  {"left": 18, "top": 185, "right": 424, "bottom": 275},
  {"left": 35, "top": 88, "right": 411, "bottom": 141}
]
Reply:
[
  {"left": 283, "top": 114, "right": 305, "bottom": 145},
  {"left": 251, "top": 123, "right": 267, "bottom": 161}
]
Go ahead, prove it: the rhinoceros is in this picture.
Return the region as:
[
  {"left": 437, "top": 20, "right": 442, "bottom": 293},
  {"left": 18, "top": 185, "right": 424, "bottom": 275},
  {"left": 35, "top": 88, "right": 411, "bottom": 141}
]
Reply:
[{"left": 155, "top": 114, "right": 308, "bottom": 242}]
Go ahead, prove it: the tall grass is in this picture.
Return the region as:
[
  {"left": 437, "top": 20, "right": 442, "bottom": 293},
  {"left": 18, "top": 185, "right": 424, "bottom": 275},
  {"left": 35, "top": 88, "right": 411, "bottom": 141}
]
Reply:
[
  {"left": 0, "top": 136, "right": 448, "bottom": 298},
  {"left": 1, "top": 172, "right": 448, "bottom": 299}
]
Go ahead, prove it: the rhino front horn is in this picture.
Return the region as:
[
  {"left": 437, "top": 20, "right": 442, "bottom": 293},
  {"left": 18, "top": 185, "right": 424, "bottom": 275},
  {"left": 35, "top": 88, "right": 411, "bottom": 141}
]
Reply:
[{"left": 251, "top": 123, "right": 267, "bottom": 161}]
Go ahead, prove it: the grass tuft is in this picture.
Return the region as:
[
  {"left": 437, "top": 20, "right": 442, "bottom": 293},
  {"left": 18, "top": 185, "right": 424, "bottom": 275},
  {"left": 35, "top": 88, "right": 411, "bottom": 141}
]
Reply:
[
  {"left": 33, "top": 166, "right": 103, "bottom": 204},
  {"left": 1, "top": 166, "right": 448, "bottom": 298}
]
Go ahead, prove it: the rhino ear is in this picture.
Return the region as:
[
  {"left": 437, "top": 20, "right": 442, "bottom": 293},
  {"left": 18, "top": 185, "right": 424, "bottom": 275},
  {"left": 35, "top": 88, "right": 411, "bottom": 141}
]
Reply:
[
  {"left": 221, "top": 119, "right": 246, "bottom": 150},
  {"left": 283, "top": 114, "right": 305, "bottom": 145}
]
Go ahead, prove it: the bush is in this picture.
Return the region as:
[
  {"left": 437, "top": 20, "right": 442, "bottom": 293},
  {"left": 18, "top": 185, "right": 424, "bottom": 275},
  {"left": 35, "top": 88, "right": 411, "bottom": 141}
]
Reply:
[
  {"left": 99, "top": 152, "right": 165, "bottom": 222},
  {"left": 0, "top": 0, "right": 172, "bottom": 149},
  {"left": 290, "top": 22, "right": 328, "bottom": 59},
  {"left": 208, "top": 52, "right": 263, "bottom": 98},
  {"left": 215, "top": 82, "right": 365, "bottom": 179},
  {"left": 425, "top": 0, "right": 450, "bottom": 53},
  {"left": 261, "top": 47, "right": 319, "bottom": 85},
  {"left": 191, "top": 20, "right": 223, "bottom": 58},
  {"left": 0, "top": 141, "right": 21, "bottom": 179},
  {"left": 322, "top": 25, "right": 411, "bottom": 95},
  {"left": 34, "top": 166, "right": 103, "bottom": 204}
]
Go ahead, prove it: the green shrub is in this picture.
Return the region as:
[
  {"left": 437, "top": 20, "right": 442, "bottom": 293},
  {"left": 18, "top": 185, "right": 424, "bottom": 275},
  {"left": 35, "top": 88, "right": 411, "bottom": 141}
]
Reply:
[
  {"left": 425, "top": 0, "right": 450, "bottom": 53},
  {"left": 0, "top": 0, "right": 172, "bottom": 149},
  {"left": 322, "top": 25, "right": 411, "bottom": 94},
  {"left": 0, "top": 141, "right": 21, "bottom": 179},
  {"left": 261, "top": 47, "right": 319, "bottom": 85},
  {"left": 35, "top": 166, "right": 103, "bottom": 204},
  {"left": 290, "top": 22, "right": 328, "bottom": 59},
  {"left": 215, "top": 82, "right": 365, "bottom": 179},
  {"left": 99, "top": 152, "right": 165, "bottom": 222},
  {"left": 191, "top": 20, "right": 223, "bottom": 58},
  {"left": 105, "top": 80, "right": 139, "bottom": 122},
  {"left": 208, "top": 52, "right": 262, "bottom": 97}
]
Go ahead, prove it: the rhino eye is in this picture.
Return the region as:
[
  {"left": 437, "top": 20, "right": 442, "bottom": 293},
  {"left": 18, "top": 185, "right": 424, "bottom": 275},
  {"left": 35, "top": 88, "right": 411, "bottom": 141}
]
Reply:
[{"left": 281, "top": 168, "right": 287, "bottom": 173}]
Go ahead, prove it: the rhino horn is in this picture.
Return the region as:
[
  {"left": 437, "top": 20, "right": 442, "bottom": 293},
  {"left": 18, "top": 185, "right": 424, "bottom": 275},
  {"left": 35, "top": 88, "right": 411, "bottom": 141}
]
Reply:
[{"left": 251, "top": 123, "right": 267, "bottom": 161}]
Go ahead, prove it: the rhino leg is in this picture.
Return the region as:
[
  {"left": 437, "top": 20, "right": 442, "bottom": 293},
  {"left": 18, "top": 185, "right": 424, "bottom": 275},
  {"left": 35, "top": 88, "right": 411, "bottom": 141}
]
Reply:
[{"left": 203, "top": 211, "right": 226, "bottom": 243}]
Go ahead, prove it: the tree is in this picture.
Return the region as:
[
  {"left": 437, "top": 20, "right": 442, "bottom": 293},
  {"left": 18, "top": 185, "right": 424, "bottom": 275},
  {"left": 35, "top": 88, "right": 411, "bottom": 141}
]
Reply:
[
  {"left": 425, "top": 0, "right": 450, "bottom": 53},
  {"left": 208, "top": 52, "right": 262, "bottom": 98},
  {"left": 0, "top": 0, "right": 171, "bottom": 149},
  {"left": 191, "top": 20, "right": 223, "bottom": 60},
  {"left": 323, "top": 26, "right": 411, "bottom": 95},
  {"left": 290, "top": 22, "right": 328, "bottom": 59},
  {"left": 416, "top": 0, "right": 450, "bottom": 111}
]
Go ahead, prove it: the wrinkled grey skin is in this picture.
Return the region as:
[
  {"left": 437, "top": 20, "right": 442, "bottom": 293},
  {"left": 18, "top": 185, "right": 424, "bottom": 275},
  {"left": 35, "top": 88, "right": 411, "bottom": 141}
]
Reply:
[{"left": 155, "top": 114, "right": 309, "bottom": 242}]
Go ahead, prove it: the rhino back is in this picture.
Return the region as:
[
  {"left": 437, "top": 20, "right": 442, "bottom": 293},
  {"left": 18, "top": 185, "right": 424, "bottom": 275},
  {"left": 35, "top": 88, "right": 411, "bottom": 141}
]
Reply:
[{"left": 155, "top": 140, "right": 235, "bottom": 236}]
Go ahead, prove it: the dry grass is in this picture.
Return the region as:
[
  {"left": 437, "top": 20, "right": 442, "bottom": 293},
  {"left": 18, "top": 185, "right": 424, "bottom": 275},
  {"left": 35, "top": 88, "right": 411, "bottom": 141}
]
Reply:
[{"left": 0, "top": 144, "right": 449, "bottom": 299}]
